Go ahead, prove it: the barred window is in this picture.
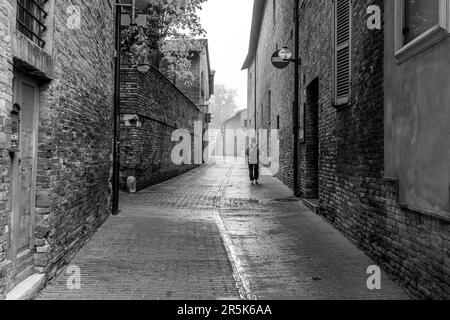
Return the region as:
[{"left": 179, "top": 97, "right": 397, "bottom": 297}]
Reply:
[{"left": 16, "top": 0, "right": 48, "bottom": 48}]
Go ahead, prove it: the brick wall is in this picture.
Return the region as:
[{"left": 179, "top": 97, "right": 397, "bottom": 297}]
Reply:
[
  {"left": 120, "top": 67, "right": 201, "bottom": 191},
  {"left": 249, "top": 0, "right": 449, "bottom": 299},
  {"left": 0, "top": 0, "right": 115, "bottom": 297},
  {"left": 0, "top": 0, "right": 14, "bottom": 300},
  {"left": 298, "top": 0, "right": 449, "bottom": 299},
  {"left": 34, "top": 0, "right": 115, "bottom": 281}
]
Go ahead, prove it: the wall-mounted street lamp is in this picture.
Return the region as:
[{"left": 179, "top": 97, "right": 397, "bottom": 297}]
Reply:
[
  {"left": 278, "top": 47, "right": 300, "bottom": 63},
  {"left": 271, "top": 47, "right": 300, "bottom": 69}
]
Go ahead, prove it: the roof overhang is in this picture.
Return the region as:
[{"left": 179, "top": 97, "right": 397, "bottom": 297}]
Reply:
[{"left": 241, "top": 0, "right": 267, "bottom": 70}]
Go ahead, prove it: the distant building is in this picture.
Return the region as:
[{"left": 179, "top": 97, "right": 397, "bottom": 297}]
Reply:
[
  {"left": 161, "top": 39, "right": 215, "bottom": 119},
  {"left": 223, "top": 110, "right": 249, "bottom": 157}
]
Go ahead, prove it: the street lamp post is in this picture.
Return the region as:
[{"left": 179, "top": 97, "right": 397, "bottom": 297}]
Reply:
[
  {"left": 293, "top": 0, "right": 300, "bottom": 197},
  {"left": 112, "top": 0, "right": 137, "bottom": 216}
]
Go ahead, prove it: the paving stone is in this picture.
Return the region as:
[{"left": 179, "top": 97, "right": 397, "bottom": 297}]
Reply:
[{"left": 37, "top": 161, "right": 410, "bottom": 300}]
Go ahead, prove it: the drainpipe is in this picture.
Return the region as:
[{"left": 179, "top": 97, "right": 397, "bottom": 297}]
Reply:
[
  {"left": 293, "top": 0, "right": 300, "bottom": 197},
  {"left": 254, "top": 54, "right": 257, "bottom": 134},
  {"left": 112, "top": 3, "right": 122, "bottom": 215}
]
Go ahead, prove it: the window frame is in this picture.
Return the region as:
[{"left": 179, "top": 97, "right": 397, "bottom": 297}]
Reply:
[
  {"left": 394, "top": 0, "right": 450, "bottom": 63},
  {"left": 16, "top": 0, "right": 49, "bottom": 48}
]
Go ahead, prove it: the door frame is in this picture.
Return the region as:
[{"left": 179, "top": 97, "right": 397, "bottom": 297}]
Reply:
[{"left": 9, "top": 71, "right": 40, "bottom": 269}]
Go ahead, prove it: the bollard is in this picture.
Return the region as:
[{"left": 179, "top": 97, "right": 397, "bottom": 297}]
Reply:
[{"left": 126, "top": 176, "right": 137, "bottom": 194}]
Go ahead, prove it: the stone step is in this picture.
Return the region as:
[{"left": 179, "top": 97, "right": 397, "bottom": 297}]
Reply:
[
  {"left": 5, "top": 273, "right": 46, "bottom": 300},
  {"left": 303, "top": 198, "right": 319, "bottom": 214}
]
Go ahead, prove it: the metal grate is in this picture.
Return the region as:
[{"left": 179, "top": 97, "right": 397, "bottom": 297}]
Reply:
[{"left": 16, "top": 0, "right": 48, "bottom": 48}]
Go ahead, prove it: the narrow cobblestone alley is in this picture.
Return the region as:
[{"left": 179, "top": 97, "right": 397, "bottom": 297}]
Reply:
[{"left": 37, "top": 160, "right": 410, "bottom": 300}]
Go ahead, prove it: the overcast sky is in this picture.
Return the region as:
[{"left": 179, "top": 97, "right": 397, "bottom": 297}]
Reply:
[{"left": 199, "top": 0, "right": 254, "bottom": 109}]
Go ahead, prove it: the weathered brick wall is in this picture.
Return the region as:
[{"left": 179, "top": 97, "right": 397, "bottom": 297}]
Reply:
[
  {"left": 0, "top": 0, "right": 115, "bottom": 297},
  {"left": 297, "top": 0, "right": 335, "bottom": 205},
  {"left": 33, "top": 0, "right": 115, "bottom": 280},
  {"left": 248, "top": 0, "right": 449, "bottom": 299},
  {"left": 120, "top": 67, "right": 201, "bottom": 191},
  {"left": 297, "top": 0, "right": 449, "bottom": 299},
  {"left": 0, "top": 0, "right": 14, "bottom": 300}
]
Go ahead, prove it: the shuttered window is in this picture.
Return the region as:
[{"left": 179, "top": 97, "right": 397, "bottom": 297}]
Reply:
[{"left": 334, "top": 0, "right": 352, "bottom": 106}]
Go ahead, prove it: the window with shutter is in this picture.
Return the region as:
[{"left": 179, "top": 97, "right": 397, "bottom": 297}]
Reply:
[{"left": 334, "top": 0, "right": 352, "bottom": 106}]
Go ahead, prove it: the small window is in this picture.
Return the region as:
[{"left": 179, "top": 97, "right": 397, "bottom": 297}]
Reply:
[
  {"left": 276, "top": 115, "right": 280, "bottom": 130},
  {"left": 333, "top": 0, "right": 352, "bottom": 106},
  {"left": 261, "top": 103, "right": 264, "bottom": 127},
  {"left": 395, "top": 0, "right": 450, "bottom": 63},
  {"left": 404, "top": 0, "right": 440, "bottom": 44},
  {"left": 268, "top": 90, "right": 271, "bottom": 126},
  {"left": 201, "top": 72, "right": 205, "bottom": 97},
  {"left": 16, "top": 0, "right": 48, "bottom": 48}
]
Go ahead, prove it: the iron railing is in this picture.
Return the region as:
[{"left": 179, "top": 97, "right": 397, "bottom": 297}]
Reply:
[{"left": 16, "top": 0, "right": 48, "bottom": 48}]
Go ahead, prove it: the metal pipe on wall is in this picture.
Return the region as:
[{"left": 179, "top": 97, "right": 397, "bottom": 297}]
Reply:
[
  {"left": 112, "top": 3, "right": 122, "bottom": 215},
  {"left": 293, "top": 0, "right": 300, "bottom": 197}
]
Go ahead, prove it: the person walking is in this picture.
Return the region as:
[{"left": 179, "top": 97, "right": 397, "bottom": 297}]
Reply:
[{"left": 246, "top": 138, "right": 260, "bottom": 185}]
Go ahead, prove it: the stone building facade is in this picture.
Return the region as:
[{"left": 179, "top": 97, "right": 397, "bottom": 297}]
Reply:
[
  {"left": 119, "top": 67, "right": 202, "bottom": 191},
  {"left": 243, "top": 0, "right": 449, "bottom": 299},
  {"left": 161, "top": 40, "right": 215, "bottom": 119},
  {"left": 0, "top": 0, "right": 115, "bottom": 299},
  {"left": 242, "top": 0, "right": 296, "bottom": 187}
]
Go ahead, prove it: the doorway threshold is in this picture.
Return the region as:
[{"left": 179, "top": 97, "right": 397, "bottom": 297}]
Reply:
[
  {"left": 5, "top": 273, "right": 46, "bottom": 300},
  {"left": 303, "top": 198, "right": 319, "bottom": 214}
]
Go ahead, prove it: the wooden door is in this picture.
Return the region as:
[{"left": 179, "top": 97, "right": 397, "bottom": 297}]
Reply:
[{"left": 8, "top": 72, "right": 40, "bottom": 291}]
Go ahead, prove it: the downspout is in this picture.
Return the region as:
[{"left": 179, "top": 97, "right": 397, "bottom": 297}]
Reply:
[
  {"left": 112, "top": 4, "right": 122, "bottom": 215},
  {"left": 293, "top": 0, "right": 300, "bottom": 196},
  {"left": 254, "top": 55, "right": 257, "bottom": 134}
]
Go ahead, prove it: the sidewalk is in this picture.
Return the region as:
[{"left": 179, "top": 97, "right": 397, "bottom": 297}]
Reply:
[{"left": 36, "top": 159, "right": 410, "bottom": 300}]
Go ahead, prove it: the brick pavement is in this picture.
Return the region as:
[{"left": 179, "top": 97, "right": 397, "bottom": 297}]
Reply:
[
  {"left": 37, "top": 159, "right": 410, "bottom": 300},
  {"left": 218, "top": 161, "right": 411, "bottom": 300},
  {"left": 37, "top": 166, "right": 240, "bottom": 300}
]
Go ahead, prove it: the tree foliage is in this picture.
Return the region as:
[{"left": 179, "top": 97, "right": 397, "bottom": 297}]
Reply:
[
  {"left": 121, "top": 0, "right": 207, "bottom": 85},
  {"left": 209, "top": 84, "right": 240, "bottom": 129}
]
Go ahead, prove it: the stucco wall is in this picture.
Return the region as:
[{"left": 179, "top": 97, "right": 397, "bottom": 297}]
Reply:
[{"left": 384, "top": 1, "right": 450, "bottom": 213}]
